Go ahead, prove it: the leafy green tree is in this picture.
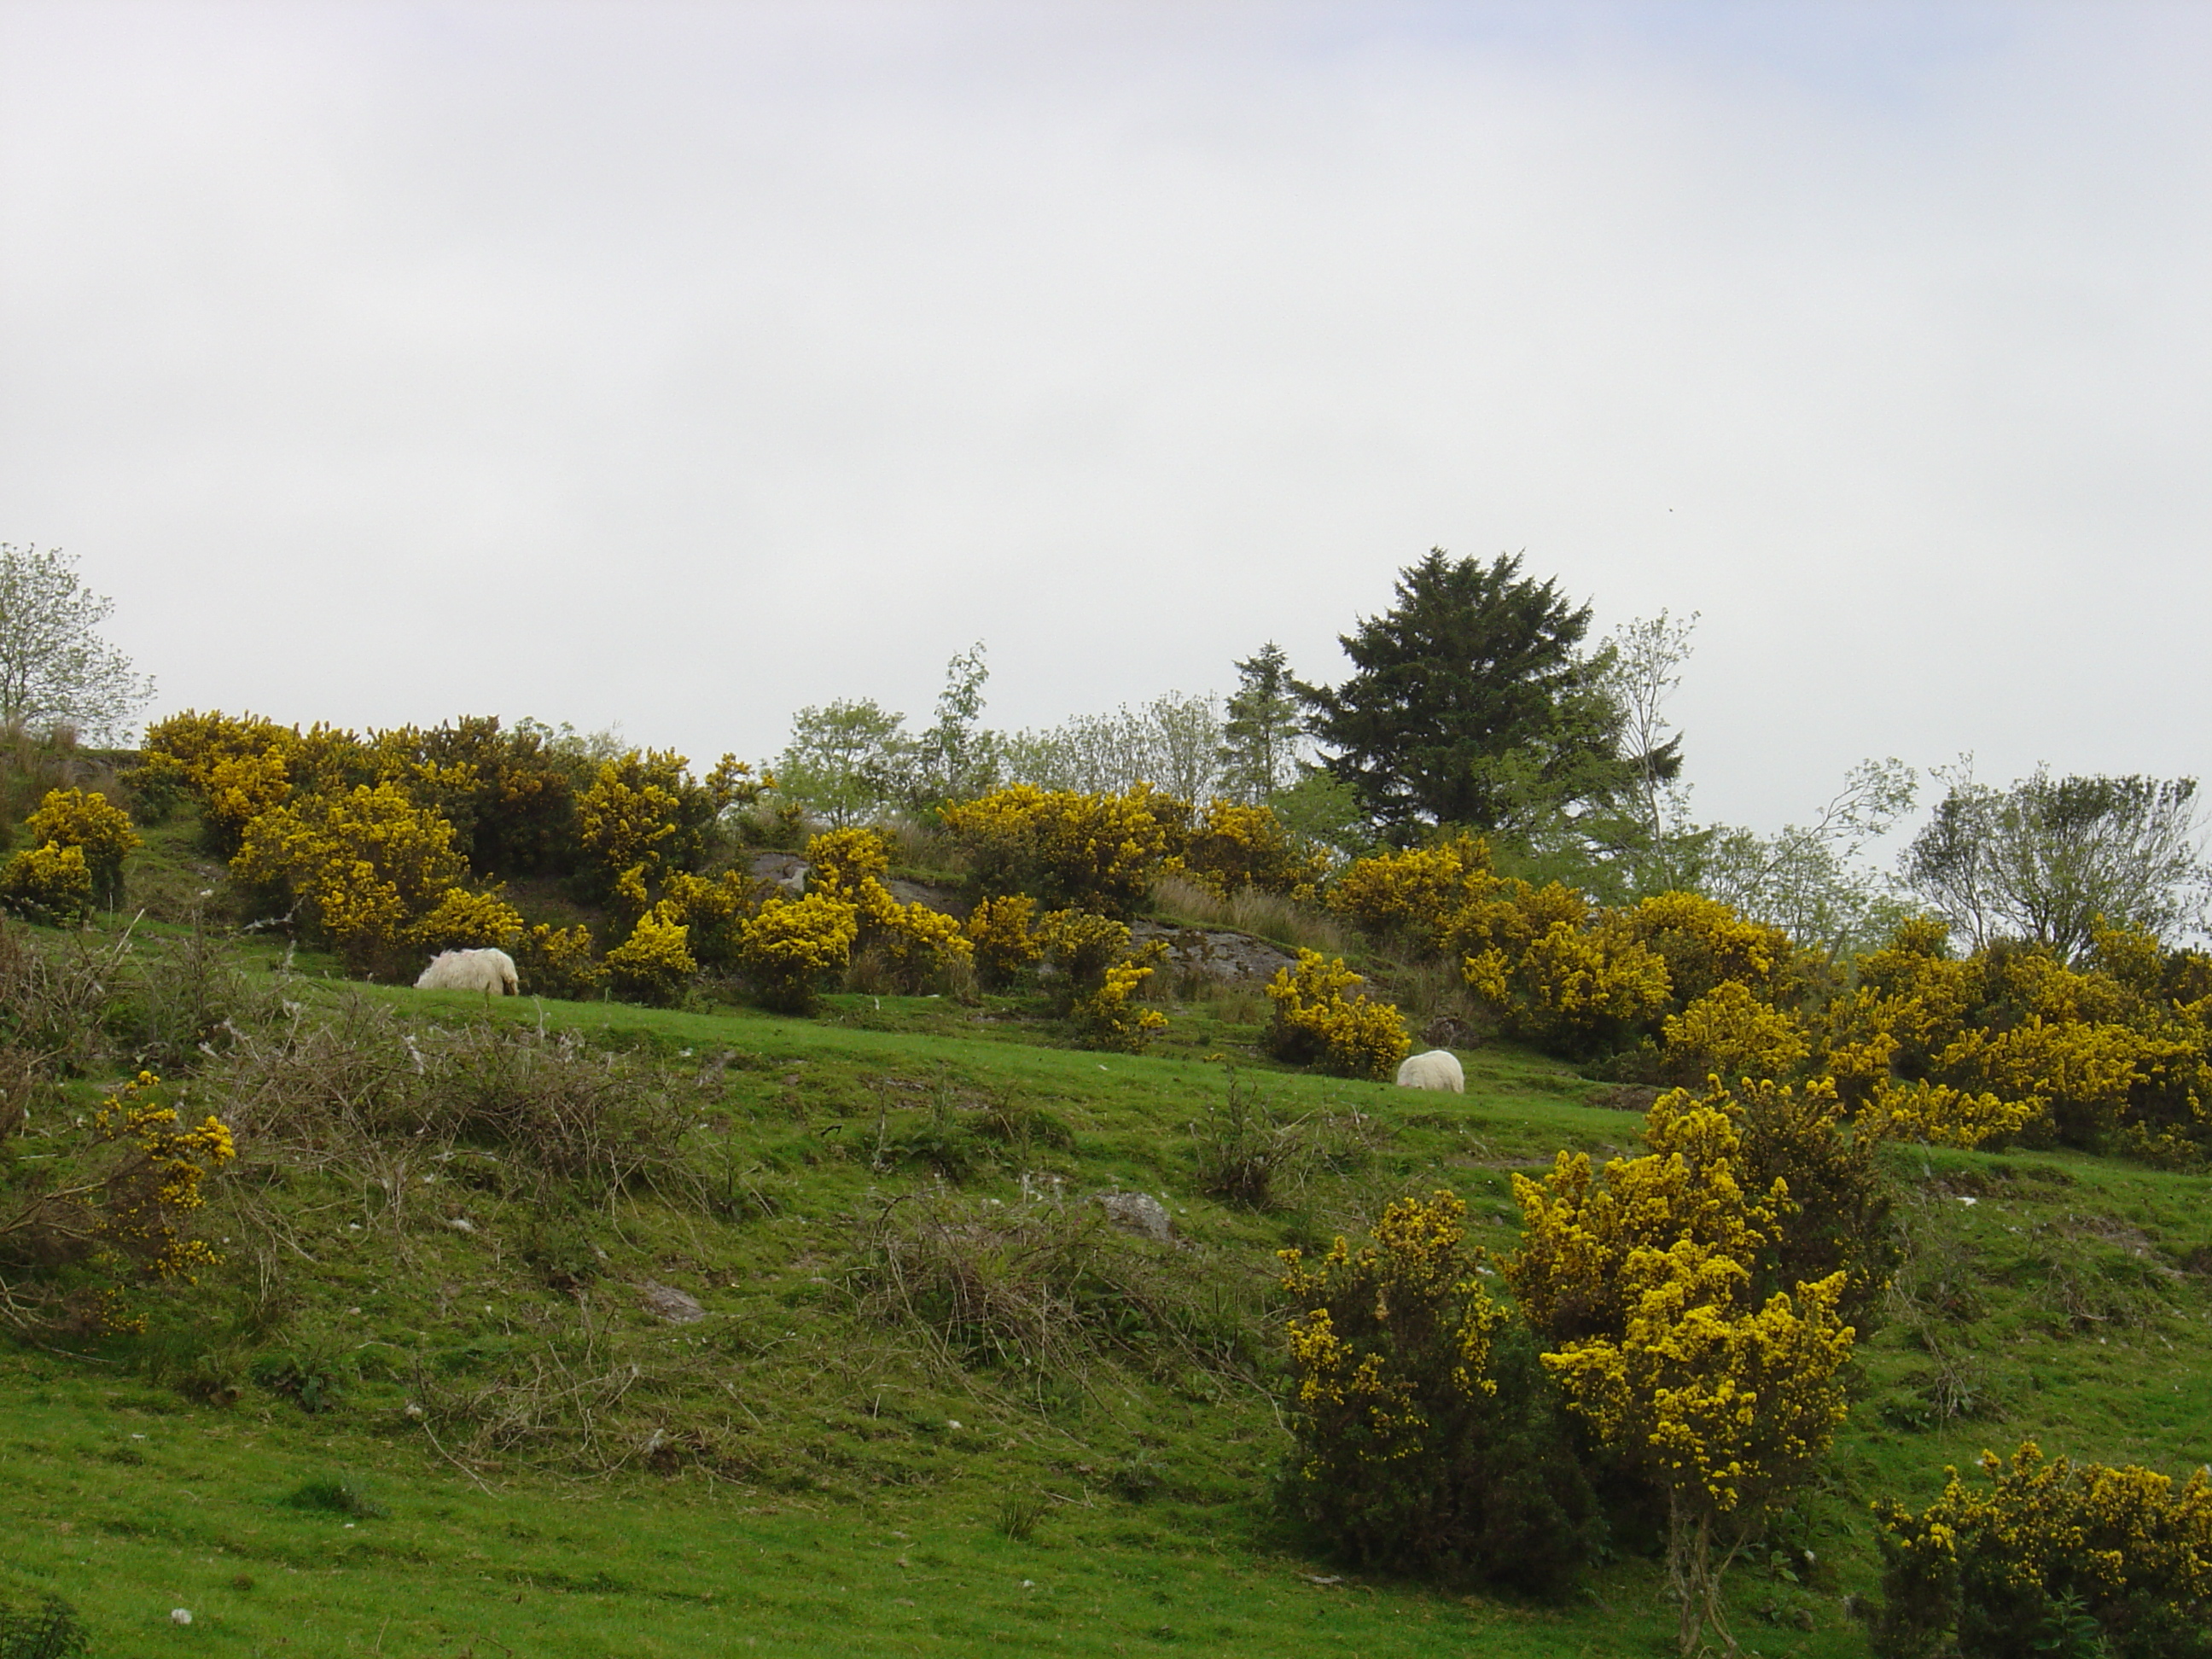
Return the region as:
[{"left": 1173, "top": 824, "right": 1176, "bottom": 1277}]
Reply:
[
  {"left": 775, "top": 699, "right": 911, "bottom": 829},
  {"left": 1299, "top": 550, "right": 1662, "bottom": 840},
  {"left": 1901, "top": 761, "right": 2210, "bottom": 961},
  {"left": 908, "top": 643, "right": 1000, "bottom": 811},
  {"left": 1220, "top": 642, "right": 1303, "bottom": 804},
  {"left": 1002, "top": 692, "right": 1222, "bottom": 801},
  {"left": 1697, "top": 758, "right": 1918, "bottom": 957},
  {"left": 0, "top": 544, "right": 153, "bottom": 742}
]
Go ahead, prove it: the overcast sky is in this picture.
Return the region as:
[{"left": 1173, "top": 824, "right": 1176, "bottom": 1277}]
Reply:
[{"left": 3, "top": 2, "right": 2207, "bottom": 834}]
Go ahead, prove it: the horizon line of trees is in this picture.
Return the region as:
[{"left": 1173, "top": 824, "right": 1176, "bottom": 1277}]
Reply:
[{"left": 4, "top": 539, "right": 2206, "bottom": 963}]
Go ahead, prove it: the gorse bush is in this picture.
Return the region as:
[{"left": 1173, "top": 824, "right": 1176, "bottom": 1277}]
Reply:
[
  {"left": 1659, "top": 980, "right": 1812, "bottom": 1087},
  {"left": 1818, "top": 917, "right": 2212, "bottom": 1155},
  {"left": 1262, "top": 950, "right": 1409, "bottom": 1081},
  {"left": 230, "top": 780, "right": 478, "bottom": 975},
  {"left": 963, "top": 893, "right": 1040, "bottom": 991},
  {"left": 1167, "top": 799, "right": 1329, "bottom": 901},
  {"left": 514, "top": 922, "right": 602, "bottom": 999},
  {"left": 0, "top": 1071, "right": 236, "bottom": 1336},
  {"left": 1873, "top": 1441, "right": 2212, "bottom": 1659},
  {"left": 0, "top": 841, "right": 93, "bottom": 925},
  {"left": 1278, "top": 1192, "right": 1597, "bottom": 1592},
  {"left": 1509, "top": 1094, "right": 1856, "bottom": 1656},
  {"left": 601, "top": 907, "right": 696, "bottom": 1006},
  {"left": 1033, "top": 910, "right": 1166, "bottom": 1052},
  {"left": 805, "top": 828, "right": 973, "bottom": 992},
  {"left": 22, "top": 787, "right": 138, "bottom": 907},
  {"left": 738, "top": 891, "right": 858, "bottom": 1013},
  {"left": 942, "top": 783, "right": 1173, "bottom": 917}
]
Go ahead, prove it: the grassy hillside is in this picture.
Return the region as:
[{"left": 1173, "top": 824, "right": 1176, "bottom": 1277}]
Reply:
[{"left": 4, "top": 920, "right": 2212, "bottom": 1656}]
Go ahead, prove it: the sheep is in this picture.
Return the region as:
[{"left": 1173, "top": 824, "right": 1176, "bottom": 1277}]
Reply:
[
  {"left": 415, "top": 947, "right": 520, "bottom": 997},
  {"left": 1394, "top": 1049, "right": 1464, "bottom": 1093}
]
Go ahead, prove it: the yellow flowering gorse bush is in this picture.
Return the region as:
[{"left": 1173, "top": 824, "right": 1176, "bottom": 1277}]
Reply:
[
  {"left": 738, "top": 891, "right": 859, "bottom": 1013},
  {"left": 963, "top": 893, "right": 1041, "bottom": 991},
  {"left": 941, "top": 783, "right": 1172, "bottom": 917},
  {"left": 1262, "top": 950, "right": 1410, "bottom": 1081},
  {"left": 1278, "top": 1191, "right": 1596, "bottom": 1588},
  {"left": 1510, "top": 1097, "right": 1856, "bottom": 1655},
  {"left": 24, "top": 788, "right": 140, "bottom": 904},
  {"left": 1167, "top": 799, "right": 1330, "bottom": 900},
  {"left": 1033, "top": 908, "right": 1166, "bottom": 1051},
  {"left": 602, "top": 906, "right": 698, "bottom": 1006},
  {"left": 0, "top": 841, "right": 95, "bottom": 924},
  {"left": 1873, "top": 1441, "right": 2212, "bottom": 1659},
  {"left": 0, "top": 1073, "right": 237, "bottom": 1336}
]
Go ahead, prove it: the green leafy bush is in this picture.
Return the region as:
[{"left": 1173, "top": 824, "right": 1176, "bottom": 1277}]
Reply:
[
  {"left": 1874, "top": 1441, "right": 2212, "bottom": 1659},
  {"left": 1278, "top": 1192, "right": 1597, "bottom": 1593}
]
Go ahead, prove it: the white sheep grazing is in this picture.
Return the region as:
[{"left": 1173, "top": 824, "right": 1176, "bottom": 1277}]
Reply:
[
  {"left": 1394, "top": 1049, "right": 1464, "bottom": 1093},
  {"left": 415, "top": 947, "right": 520, "bottom": 996}
]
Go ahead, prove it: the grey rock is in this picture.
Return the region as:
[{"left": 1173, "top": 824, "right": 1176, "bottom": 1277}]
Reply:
[
  {"left": 1095, "top": 1190, "right": 1173, "bottom": 1244},
  {"left": 639, "top": 1281, "right": 707, "bottom": 1324},
  {"left": 748, "top": 853, "right": 809, "bottom": 894},
  {"left": 1129, "top": 922, "right": 1298, "bottom": 986}
]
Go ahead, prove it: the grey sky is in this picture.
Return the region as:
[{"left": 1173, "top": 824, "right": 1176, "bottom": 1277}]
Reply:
[{"left": 3, "top": 3, "right": 2207, "bottom": 834}]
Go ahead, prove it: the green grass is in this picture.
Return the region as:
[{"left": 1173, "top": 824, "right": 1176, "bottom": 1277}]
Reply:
[{"left": 9, "top": 923, "right": 2212, "bottom": 1656}]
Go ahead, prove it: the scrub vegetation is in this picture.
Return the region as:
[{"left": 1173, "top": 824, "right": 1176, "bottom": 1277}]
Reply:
[{"left": 5, "top": 545, "right": 2212, "bottom": 1656}]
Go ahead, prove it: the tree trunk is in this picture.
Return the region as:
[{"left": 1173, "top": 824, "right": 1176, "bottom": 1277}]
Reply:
[{"left": 1665, "top": 1492, "right": 1737, "bottom": 1657}]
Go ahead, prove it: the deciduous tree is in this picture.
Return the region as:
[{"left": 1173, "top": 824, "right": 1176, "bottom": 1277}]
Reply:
[
  {"left": 0, "top": 545, "right": 153, "bottom": 742},
  {"left": 1901, "top": 761, "right": 2209, "bottom": 961}
]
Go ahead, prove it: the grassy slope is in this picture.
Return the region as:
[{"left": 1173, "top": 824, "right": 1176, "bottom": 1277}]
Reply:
[{"left": 4, "top": 941, "right": 2212, "bottom": 1656}]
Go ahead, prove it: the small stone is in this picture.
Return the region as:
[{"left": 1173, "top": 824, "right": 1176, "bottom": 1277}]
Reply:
[
  {"left": 1095, "top": 1191, "right": 1173, "bottom": 1244},
  {"left": 640, "top": 1282, "right": 706, "bottom": 1324}
]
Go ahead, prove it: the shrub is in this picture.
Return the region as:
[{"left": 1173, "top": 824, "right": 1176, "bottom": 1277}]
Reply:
[
  {"left": 1327, "top": 834, "right": 1496, "bottom": 949},
  {"left": 851, "top": 1190, "right": 1248, "bottom": 1381},
  {"left": 230, "top": 780, "right": 469, "bottom": 974},
  {"left": 573, "top": 748, "right": 747, "bottom": 914},
  {"left": 1616, "top": 890, "right": 1796, "bottom": 1014},
  {"left": 1816, "top": 917, "right": 2206, "bottom": 1155},
  {"left": 513, "top": 923, "right": 603, "bottom": 1000},
  {"left": 601, "top": 906, "right": 696, "bottom": 1006},
  {"left": 941, "top": 783, "right": 1173, "bottom": 917},
  {"left": 800, "top": 827, "right": 971, "bottom": 993},
  {"left": 0, "top": 1072, "right": 236, "bottom": 1336},
  {"left": 0, "top": 843, "right": 92, "bottom": 925},
  {"left": 1873, "top": 1442, "right": 2212, "bottom": 1659},
  {"left": 1191, "top": 1065, "right": 1371, "bottom": 1209},
  {"left": 1262, "top": 950, "right": 1409, "bottom": 1080},
  {"left": 964, "top": 893, "right": 1041, "bottom": 991},
  {"left": 1168, "top": 800, "right": 1330, "bottom": 900},
  {"left": 1510, "top": 1098, "right": 1855, "bottom": 1656},
  {"left": 804, "top": 825, "right": 892, "bottom": 891},
  {"left": 23, "top": 788, "right": 139, "bottom": 906},
  {"left": 285, "top": 1476, "right": 388, "bottom": 1519},
  {"left": 0, "top": 1573, "right": 89, "bottom": 1659},
  {"left": 1659, "top": 981, "right": 1811, "bottom": 1087},
  {"left": 1034, "top": 909, "right": 1168, "bottom": 1052},
  {"left": 1464, "top": 912, "right": 1674, "bottom": 1062},
  {"left": 1278, "top": 1191, "right": 1597, "bottom": 1592},
  {"left": 737, "top": 890, "right": 858, "bottom": 1013},
  {"left": 1653, "top": 1076, "right": 1898, "bottom": 1330},
  {"left": 139, "top": 709, "right": 299, "bottom": 848},
  {"left": 657, "top": 868, "right": 760, "bottom": 971},
  {"left": 853, "top": 878, "right": 972, "bottom": 992},
  {"left": 409, "top": 887, "right": 524, "bottom": 953}
]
